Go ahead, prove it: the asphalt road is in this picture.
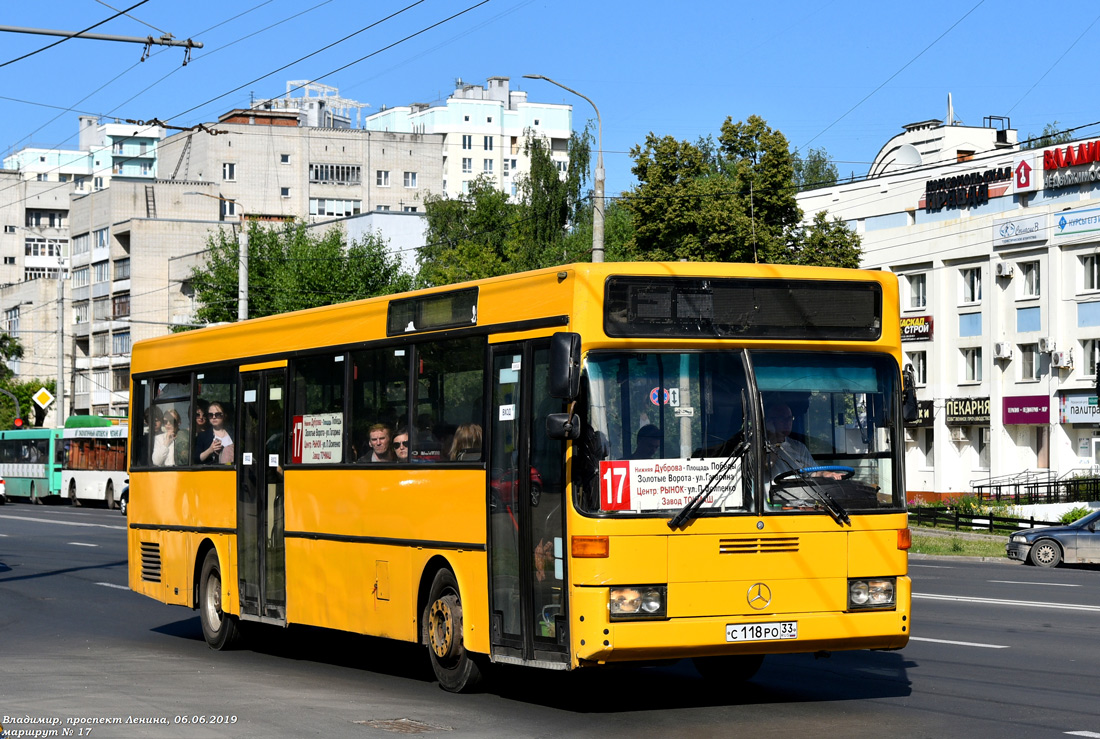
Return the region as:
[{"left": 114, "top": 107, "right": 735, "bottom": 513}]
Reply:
[{"left": 2, "top": 504, "right": 1099, "bottom": 738}]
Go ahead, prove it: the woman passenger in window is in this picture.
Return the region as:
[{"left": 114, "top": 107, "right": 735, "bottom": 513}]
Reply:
[
  {"left": 192, "top": 400, "right": 211, "bottom": 464},
  {"left": 393, "top": 428, "right": 409, "bottom": 462},
  {"left": 450, "top": 423, "right": 483, "bottom": 461},
  {"left": 198, "top": 401, "right": 234, "bottom": 465},
  {"left": 358, "top": 423, "right": 396, "bottom": 463},
  {"left": 152, "top": 409, "right": 189, "bottom": 467}
]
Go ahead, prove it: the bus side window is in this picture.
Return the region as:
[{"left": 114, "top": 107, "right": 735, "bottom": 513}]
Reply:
[
  {"left": 413, "top": 338, "right": 485, "bottom": 463},
  {"left": 350, "top": 347, "right": 409, "bottom": 463},
  {"left": 291, "top": 353, "right": 347, "bottom": 464}
]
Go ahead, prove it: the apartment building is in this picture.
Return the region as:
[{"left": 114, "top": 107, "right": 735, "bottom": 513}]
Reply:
[
  {"left": 797, "top": 115, "right": 1100, "bottom": 498},
  {"left": 363, "top": 76, "right": 573, "bottom": 198}
]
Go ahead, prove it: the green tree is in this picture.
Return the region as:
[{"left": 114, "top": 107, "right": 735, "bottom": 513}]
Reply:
[
  {"left": 419, "top": 128, "right": 594, "bottom": 286},
  {"left": 792, "top": 147, "right": 840, "bottom": 190},
  {"left": 0, "top": 378, "right": 54, "bottom": 428},
  {"left": 0, "top": 333, "right": 24, "bottom": 383},
  {"left": 418, "top": 176, "right": 518, "bottom": 287},
  {"left": 790, "top": 211, "right": 863, "bottom": 268},
  {"left": 623, "top": 115, "right": 860, "bottom": 268},
  {"left": 1023, "top": 121, "right": 1074, "bottom": 150},
  {"left": 189, "top": 222, "right": 412, "bottom": 324}
]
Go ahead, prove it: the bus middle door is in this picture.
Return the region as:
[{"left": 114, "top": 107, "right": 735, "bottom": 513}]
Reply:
[{"left": 237, "top": 368, "right": 287, "bottom": 624}]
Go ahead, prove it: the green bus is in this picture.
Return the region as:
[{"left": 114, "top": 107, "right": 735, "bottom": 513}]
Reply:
[{"left": 0, "top": 428, "right": 64, "bottom": 503}]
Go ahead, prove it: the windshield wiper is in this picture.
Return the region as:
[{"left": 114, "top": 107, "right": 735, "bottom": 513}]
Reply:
[{"left": 668, "top": 438, "right": 748, "bottom": 530}]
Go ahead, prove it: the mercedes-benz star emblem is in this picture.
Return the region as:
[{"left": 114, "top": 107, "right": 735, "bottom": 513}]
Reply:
[{"left": 747, "top": 582, "right": 772, "bottom": 610}]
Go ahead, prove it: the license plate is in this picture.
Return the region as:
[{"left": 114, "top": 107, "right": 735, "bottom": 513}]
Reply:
[{"left": 726, "top": 621, "right": 798, "bottom": 642}]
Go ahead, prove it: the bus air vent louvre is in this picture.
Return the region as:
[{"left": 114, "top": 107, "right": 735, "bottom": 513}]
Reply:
[
  {"left": 718, "top": 537, "right": 799, "bottom": 554},
  {"left": 140, "top": 541, "right": 162, "bottom": 582}
]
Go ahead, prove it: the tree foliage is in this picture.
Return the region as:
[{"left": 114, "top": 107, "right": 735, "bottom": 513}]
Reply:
[
  {"left": 189, "top": 222, "right": 413, "bottom": 325},
  {"left": 793, "top": 146, "right": 840, "bottom": 190},
  {"left": 418, "top": 129, "right": 593, "bottom": 287},
  {"left": 623, "top": 115, "right": 860, "bottom": 267},
  {"left": 0, "top": 378, "right": 54, "bottom": 428},
  {"left": 1023, "top": 121, "right": 1074, "bottom": 150},
  {"left": 0, "top": 333, "right": 24, "bottom": 384}
]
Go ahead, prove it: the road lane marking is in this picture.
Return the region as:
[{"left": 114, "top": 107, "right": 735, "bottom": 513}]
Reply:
[
  {"left": 909, "top": 636, "right": 1009, "bottom": 649},
  {"left": 1065, "top": 732, "right": 1100, "bottom": 738},
  {"left": 915, "top": 593, "right": 1100, "bottom": 612},
  {"left": 989, "top": 580, "right": 1080, "bottom": 587},
  {"left": 68, "top": 542, "right": 98, "bottom": 547},
  {"left": 911, "top": 564, "right": 953, "bottom": 569},
  {"left": 0, "top": 514, "right": 125, "bottom": 531},
  {"left": 96, "top": 582, "right": 129, "bottom": 590}
]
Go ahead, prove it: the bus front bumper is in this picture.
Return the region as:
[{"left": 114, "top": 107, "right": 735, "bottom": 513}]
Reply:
[{"left": 571, "top": 577, "right": 911, "bottom": 664}]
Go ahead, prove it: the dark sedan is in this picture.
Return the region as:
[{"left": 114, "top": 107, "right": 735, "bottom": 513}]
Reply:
[{"left": 1006, "top": 509, "right": 1100, "bottom": 567}]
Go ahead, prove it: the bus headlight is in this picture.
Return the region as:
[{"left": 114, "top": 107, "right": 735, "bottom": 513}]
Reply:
[
  {"left": 848, "top": 578, "right": 896, "bottom": 610},
  {"left": 609, "top": 585, "right": 667, "bottom": 620}
]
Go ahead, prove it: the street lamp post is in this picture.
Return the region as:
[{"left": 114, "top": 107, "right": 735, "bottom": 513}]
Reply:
[
  {"left": 185, "top": 192, "right": 248, "bottom": 320},
  {"left": 522, "top": 74, "right": 604, "bottom": 263}
]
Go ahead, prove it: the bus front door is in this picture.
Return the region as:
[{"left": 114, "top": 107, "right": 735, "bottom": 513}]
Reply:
[
  {"left": 488, "top": 342, "right": 569, "bottom": 666},
  {"left": 237, "top": 369, "right": 287, "bottom": 623}
]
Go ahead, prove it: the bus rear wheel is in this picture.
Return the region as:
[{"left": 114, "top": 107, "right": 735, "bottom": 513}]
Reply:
[
  {"left": 424, "top": 568, "right": 483, "bottom": 693},
  {"left": 693, "top": 654, "right": 765, "bottom": 682},
  {"left": 30, "top": 482, "right": 40, "bottom": 504},
  {"left": 199, "top": 549, "right": 241, "bottom": 650},
  {"left": 69, "top": 481, "right": 80, "bottom": 506},
  {"left": 104, "top": 482, "right": 115, "bottom": 510}
]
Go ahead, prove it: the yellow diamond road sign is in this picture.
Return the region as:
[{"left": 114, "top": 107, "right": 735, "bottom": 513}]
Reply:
[{"left": 32, "top": 387, "right": 54, "bottom": 409}]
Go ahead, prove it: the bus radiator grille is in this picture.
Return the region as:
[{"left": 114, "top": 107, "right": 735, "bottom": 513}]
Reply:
[
  {"left": 718, "top": 537, "right": 799, "bottom": 554},
  {"left": 140, "top": 541, "right": 162, "bottom": 582}
]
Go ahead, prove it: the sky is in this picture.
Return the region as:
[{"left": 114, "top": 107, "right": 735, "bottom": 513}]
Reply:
[{"left": 2, "top": 0, "right": 1099, "bottom": 199}]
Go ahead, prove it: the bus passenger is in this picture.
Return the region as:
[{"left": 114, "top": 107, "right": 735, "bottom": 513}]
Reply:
[
  {"left": 450, "top": 423, "right": 482, "bottom": 461},
  {"left": 358, "top": 423, "right": 396, "bottom": 463},
  {"left": 152, "top": 409, "right": 189, "bottom": 467},
  {"left": 629, "top": 424, "right": 662, "bottom": 460},
  {"left": 198, "top": 401, "right": 234, "bottom": 465},
  {"left": 192, "top": 400, "right": 211, "bottom": 464},
  {"left": 393, "top": 428, "right": 409, "bottom": 462}
]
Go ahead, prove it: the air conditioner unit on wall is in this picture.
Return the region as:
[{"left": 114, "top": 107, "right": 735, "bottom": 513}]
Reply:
[
  {"left": 949, "top": 427, "right": 969, "bottom": 442},
  {"left": 994, "top": 341, "right": 1014, "bottom": 359},
  {"left": 996, "top": 262, "right": 1015, "bottom": 277},
  {"left": 1052, "top": 349, "right": 1074, "bottom": 369},
  {"left": 1038, "top": 337, "right": 1056, "bottom": 353}
]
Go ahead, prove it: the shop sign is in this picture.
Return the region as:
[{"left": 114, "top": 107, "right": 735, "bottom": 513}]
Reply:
[
  {"left": 921, "top": 166, "right": 1012, "bottom": 213},
  {"left": 945, "top": 396, "right": 990, "bottom": 426},
  {"left": 906, "top": 400, "right": 934, "bottom": 428},
  {"left": 1013, "top": 154, "right": 1037, "bottom": 193},
  {"left": 1060, "top": 393, "right": 1100, "bottom": 423},
  {"left": 1003, "top": 394, "right": 1050, "bottom": 425},
  {"left": 1042, "top": 140, "right": 1100, "bottom": 189},
  {"left": 1052, "top": 205, "right": 1100, "bottom": 242},
  {"left": 900, "top": 315, "right": 933, "bottom": 342},
  {"left": 993, "top": 213, "right": 1047, "bottom": 247}
]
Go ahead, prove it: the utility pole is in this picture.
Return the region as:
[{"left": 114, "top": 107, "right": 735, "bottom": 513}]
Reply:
[{"left": 57, "top": 267, "right": 65, "bottom": 422}]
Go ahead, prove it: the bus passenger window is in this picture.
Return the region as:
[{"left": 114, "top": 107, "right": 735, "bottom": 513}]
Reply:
[
  {"left": 350, "top": 347, "right": 408, "bottom": 462},
  {"left": 413, "top": 338, "right": 485, "bottom": 463},
  {"left": 291, "top": 353, "right": 347, "bottom": 464}
]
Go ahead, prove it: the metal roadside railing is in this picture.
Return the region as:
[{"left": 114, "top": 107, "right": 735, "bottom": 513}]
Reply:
[
  {"left": 908, "top": 506, "right": 1058, "bottom": 534},
  {"left": 970, "top": 468, "right": 1100, "bottom": 506}
]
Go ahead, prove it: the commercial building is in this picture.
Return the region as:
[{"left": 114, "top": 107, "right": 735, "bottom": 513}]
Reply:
[{"left": 798, "top": 115, "right": 1100, "bottom": 498}]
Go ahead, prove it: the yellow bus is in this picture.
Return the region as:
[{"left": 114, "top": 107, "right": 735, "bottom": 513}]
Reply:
[{"left": 127, "top": 262, "right": 911, "bottom": 692}]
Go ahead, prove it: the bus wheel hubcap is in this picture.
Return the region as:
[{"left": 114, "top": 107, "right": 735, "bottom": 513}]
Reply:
[{"left": 429, "top": 595, "right": 458, "bottom": 659}]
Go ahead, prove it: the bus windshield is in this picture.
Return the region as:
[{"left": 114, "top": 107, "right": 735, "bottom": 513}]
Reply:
[
  {"left": 574, "top": 350, "right": 904, "bottom": 517},
  {"left": 753, "top": 351, "right": 902, "bottom": 514}
]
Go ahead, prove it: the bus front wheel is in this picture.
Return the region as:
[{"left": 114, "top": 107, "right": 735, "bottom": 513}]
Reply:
[
  {"left": 424, "top": 568, "right": 483, "bottom": 693},
  {"left": 69, "top": 481, "right": 80, "bottom": 506},
  {"left": 30, "top": 482, "right": 40, "bottom": 504},
  {"left": 105, "top": 482, "right": 115, "bottom": 510},
  {"left": 693, "top": 654, "right": 765, "bottom": 682},
  {"left": 199, "top": 549, "right": 241, "bottom": 650}
]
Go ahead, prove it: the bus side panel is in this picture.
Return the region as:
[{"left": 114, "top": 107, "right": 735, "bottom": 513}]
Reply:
[
  {"left": 283, "top": 468, "right": 489, "bottom": 646},
  {"left": 127, "top": 470, "right": 237, "bottom": 608}
]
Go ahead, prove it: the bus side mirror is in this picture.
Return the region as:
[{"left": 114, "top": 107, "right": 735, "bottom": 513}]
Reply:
[
  {"left": 549, "top": 332, "right": 581, "bottom": 400},
  {"left": 546, "top": 413, "right": 581, "bottom": 441}
]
